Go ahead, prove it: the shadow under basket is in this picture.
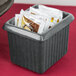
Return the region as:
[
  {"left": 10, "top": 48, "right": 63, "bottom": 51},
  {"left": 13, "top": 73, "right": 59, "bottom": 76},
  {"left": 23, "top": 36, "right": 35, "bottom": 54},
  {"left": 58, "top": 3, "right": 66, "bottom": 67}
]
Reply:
[{"left": 3, "top": 5, "right": 74, "bottom": 73}]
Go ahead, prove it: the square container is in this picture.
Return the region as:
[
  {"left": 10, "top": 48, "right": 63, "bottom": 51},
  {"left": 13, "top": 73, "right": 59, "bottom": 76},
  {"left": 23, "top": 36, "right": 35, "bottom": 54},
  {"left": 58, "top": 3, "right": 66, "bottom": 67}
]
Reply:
[{"left": 3, "top": 5, "right": 74, "bottom": 73}]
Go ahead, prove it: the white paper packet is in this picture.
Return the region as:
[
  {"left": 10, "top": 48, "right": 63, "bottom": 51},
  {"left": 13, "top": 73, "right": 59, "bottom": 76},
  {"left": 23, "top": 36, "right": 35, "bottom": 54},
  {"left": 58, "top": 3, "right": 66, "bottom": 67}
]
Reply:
[
  {"left": 29, "top": 7, "right": 49, "bottom": 18},
  {"left": 30, "top": 6, "right": 62, "bottom": 24},
  {"left": 18, "top": 9, "right": 24, "bottom": 28},
  {"left": 24, "top": 13, "right": 46, "bottom": 34},
  {"left": 15, "top": 14, "right": 20, "bottom": 26},
  {"left": 39, "top": 5, "right": 63, "bottom": 18},
  {"left": 38, "top": 5, "right": 63, "bottom": 33}
]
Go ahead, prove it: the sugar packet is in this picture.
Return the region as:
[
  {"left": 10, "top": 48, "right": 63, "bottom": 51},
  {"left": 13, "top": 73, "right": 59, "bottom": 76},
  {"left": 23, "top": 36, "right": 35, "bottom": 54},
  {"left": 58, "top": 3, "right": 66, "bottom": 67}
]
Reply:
[{"left": 15, "top": 14, "right": 20, "bottom": 26}]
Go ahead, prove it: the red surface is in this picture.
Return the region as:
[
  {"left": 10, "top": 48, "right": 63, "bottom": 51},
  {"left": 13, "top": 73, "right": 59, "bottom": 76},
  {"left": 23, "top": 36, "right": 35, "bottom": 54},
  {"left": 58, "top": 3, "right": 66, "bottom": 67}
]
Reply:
[{"left": 0, "top": 4, "right": 76, "bottom": 76}]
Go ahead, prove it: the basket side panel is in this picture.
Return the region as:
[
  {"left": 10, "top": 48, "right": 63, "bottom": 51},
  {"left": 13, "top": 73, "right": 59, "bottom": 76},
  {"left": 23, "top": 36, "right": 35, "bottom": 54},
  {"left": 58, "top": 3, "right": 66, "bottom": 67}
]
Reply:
[
  {"left": 42, "top": 25, "right": 69, "bottom": 71},
  {"left": 8, "top": 33, "right": 44, "bottom": 73}
]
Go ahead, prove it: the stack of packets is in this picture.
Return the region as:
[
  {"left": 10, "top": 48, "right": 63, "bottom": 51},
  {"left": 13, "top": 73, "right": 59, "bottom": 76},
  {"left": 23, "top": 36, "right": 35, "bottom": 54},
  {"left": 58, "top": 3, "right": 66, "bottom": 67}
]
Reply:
[{"left": 15, "top": 5, "right": 63, "bottom": 34}]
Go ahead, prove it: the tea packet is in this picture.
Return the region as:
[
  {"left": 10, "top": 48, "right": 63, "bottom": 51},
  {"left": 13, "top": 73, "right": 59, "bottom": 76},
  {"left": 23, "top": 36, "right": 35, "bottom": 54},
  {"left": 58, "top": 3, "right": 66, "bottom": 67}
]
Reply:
[{"left": 15, "top": 5, "right": 63, "bottom": 34}]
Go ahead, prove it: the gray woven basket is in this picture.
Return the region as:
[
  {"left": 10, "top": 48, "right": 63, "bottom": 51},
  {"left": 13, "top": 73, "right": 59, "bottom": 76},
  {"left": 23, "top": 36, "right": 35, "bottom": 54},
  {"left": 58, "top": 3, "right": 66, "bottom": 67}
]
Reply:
[
  {"left": 0, "top": 0, "right": 14, "bottom": 16},
  {"left": 3, "top": 5, "right": 74, "bottom": 73}
]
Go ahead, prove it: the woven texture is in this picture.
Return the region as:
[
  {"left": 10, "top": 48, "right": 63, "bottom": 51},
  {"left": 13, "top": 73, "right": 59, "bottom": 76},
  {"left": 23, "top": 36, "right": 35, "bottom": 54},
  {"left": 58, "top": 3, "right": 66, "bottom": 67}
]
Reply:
[{"left": 7, "top": 25, "right": 69, "bottom": 73}]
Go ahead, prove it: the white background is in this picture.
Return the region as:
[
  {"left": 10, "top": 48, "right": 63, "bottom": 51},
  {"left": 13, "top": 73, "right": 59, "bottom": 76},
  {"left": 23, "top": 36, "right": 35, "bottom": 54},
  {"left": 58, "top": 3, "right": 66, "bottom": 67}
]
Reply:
[{"left": 14, "top": 0, "right": 76, "bottom": 6}]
